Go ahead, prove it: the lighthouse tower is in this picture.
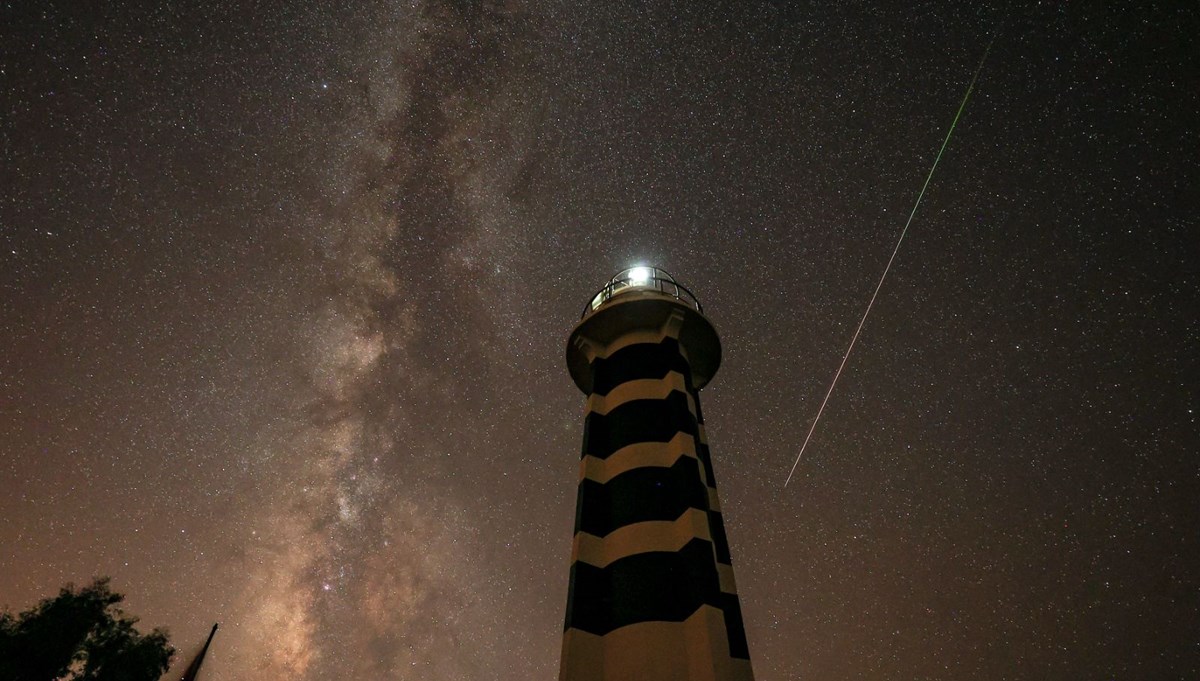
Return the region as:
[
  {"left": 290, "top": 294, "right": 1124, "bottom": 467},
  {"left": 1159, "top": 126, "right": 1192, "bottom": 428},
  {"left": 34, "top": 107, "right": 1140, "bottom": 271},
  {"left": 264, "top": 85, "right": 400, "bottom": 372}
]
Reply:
[{"left": 560, "top": 267, "right": 753, "bottom": 681}]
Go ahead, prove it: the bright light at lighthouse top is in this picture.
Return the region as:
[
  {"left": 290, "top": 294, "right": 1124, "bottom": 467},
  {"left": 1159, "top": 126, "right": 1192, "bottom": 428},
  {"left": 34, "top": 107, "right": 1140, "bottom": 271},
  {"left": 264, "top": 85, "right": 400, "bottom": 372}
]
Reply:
[
  {"left": 569, "top": 266, "right": 720, "bottom": 393},
  {"left": 582, "top": 265, "right": 704, "bottom": 319}
]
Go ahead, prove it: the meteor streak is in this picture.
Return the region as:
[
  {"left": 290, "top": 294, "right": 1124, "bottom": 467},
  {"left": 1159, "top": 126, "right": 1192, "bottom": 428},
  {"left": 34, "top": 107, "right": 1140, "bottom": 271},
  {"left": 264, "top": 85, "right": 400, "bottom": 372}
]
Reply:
[{"left": 784, "top": 30, "right": 1001, "bottom": 488}]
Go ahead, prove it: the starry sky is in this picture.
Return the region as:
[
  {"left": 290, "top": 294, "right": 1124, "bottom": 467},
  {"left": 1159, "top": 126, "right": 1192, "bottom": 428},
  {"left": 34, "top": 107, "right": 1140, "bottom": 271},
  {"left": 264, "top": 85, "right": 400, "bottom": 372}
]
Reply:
[{"left": 2, "top": 2, "right": 1198, "bottom": 679}]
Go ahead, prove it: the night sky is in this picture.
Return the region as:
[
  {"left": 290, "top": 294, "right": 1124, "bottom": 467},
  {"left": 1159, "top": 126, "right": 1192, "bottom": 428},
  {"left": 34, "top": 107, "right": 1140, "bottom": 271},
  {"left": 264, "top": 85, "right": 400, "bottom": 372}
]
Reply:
[{"left": 3, "top": 2, "right": 1198, "bottom": 679}]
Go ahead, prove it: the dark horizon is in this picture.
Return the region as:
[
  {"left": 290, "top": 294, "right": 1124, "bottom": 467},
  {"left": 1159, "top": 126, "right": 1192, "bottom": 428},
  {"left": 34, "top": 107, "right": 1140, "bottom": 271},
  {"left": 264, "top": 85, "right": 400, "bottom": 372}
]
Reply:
[{"left": 2, "top": 2, "right": 1197, "bottom": 679}]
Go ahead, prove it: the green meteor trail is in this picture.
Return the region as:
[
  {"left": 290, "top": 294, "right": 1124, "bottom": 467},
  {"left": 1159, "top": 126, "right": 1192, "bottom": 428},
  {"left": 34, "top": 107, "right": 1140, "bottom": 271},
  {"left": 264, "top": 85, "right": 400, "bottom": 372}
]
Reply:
[{"left": 784, "top": 28, "right": 1002, "bottom": 488}]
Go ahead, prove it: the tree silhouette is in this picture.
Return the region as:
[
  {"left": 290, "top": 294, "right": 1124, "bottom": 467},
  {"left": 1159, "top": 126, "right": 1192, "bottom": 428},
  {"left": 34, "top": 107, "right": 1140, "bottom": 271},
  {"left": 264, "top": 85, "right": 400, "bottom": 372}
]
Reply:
[{"left": 0, "top": 578, "right": 173, "bottom": 681}]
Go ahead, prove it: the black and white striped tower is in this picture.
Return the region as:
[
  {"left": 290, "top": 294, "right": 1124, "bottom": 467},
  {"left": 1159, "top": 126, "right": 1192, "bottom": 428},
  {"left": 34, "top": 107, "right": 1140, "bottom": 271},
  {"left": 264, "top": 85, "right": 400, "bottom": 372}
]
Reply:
[{"left": 560, "top": 266, "right": 753, "bottom": 681}]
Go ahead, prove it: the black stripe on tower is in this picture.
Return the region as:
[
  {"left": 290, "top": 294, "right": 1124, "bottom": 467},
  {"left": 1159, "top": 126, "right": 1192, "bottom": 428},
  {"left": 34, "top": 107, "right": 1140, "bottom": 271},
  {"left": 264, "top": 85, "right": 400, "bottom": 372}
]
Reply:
[
  {"left": 574, "top": 455, "right": 710, "bottom": 536},
  {"left": 695, "top": 436, "right": 717, "bottom": 491},
  {"left": 589, "top": 337, "right": 693, "bottom": 396},
  {"left": 563, "top": 538, "right": 751, "bottom": 659},
  {"left": 581, "top": 391, "right": 699, "bottom": 460},
  {"left": 688, "top": 385, "right": 705, "bottom": 424},
  {"left": 566, "top": 538, "right": 717, "bottom": 633},
  {"left": 719, "top": 592, "right": 752, "bottom": 659},
  {"left": 708, "top": 510, "right": 733, "bottom": 565}
]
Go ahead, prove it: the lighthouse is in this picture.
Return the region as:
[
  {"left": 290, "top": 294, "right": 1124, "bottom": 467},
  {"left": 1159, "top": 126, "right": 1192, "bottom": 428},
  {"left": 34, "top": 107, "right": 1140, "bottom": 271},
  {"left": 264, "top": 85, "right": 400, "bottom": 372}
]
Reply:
[{"left": 560, "top": 266, "right": 753, "bottom": 681}]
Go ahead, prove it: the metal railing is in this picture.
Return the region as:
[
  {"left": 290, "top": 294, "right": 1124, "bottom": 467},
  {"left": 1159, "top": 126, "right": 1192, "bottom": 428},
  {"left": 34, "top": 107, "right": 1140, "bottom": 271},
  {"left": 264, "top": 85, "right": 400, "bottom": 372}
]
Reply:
[{"left": 581, "top": 266, "right": 703, "bottom": 319}]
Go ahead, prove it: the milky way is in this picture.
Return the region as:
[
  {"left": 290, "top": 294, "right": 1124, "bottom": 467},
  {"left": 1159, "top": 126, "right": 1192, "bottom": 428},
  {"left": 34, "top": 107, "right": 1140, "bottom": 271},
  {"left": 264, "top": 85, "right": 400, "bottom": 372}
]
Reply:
[
  {"left": 3, "top": 2, "right": 1197, "bottom": 679},
  {"left": 216, "top": 4, "right": 561, "bottom": 677}
]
